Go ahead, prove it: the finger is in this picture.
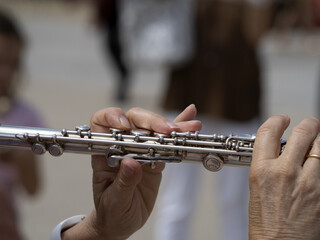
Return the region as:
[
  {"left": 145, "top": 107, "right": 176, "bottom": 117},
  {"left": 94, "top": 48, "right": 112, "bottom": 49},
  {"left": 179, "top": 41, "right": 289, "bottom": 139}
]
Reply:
[
  {"left": 90, "top": 108, "right": 132, "bottom": 184},
  {"left": 174, "top": 104, "right": 197, "bottom": 122},
  {"left": 282, "top": 118, "right": 320, "bottom": 166},
  {"left": 301, "top": 135, "right": 320, "bottom": 176},
  {"left": 175, "top": 120, "right": 202, "bottom": 132},
  {"left": 90, "top": 107, "right": 131, "bottom": 133},
  {"left": 126, "top": 107, "right": 180, "bottom": 135},
  {"left": 92, "top": 155, "right": 118, "bottom": 208},
  {"left": 139, "top": 163, "right": 164, "bottom": 212},
  {"left": 253, "top": 115, "right": 290, "bottom": 162},
  {"left": 105, "top": 158, "right": 142, "bottom": 212}
]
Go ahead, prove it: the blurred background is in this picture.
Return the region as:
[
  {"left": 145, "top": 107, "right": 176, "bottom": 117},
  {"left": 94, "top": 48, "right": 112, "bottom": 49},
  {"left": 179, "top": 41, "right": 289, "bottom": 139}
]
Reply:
[{"left": 0, "top": 0, "right": 320, "bottom": 239}]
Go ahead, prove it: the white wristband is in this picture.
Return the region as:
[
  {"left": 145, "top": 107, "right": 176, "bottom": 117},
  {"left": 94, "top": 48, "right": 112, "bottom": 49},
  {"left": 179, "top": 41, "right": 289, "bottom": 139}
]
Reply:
[{"left": 50, "top": 215, "right": 87, "bottom": 240}]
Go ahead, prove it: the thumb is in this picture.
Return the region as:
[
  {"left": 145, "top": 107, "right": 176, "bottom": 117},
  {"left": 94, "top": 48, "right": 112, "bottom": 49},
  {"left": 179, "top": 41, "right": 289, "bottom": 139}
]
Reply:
[{"left": 109, "top": 158, "right": 142, "bottom": 210}]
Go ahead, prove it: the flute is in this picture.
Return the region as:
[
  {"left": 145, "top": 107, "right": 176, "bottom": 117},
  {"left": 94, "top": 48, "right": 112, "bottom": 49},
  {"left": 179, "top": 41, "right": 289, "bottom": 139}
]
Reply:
[{"left": 0, "top": 124, "right": 286, "bottom": 172}]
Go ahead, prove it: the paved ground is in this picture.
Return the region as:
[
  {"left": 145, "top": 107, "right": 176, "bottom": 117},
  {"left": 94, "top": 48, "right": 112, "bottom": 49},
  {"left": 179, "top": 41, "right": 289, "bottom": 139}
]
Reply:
[{"left": 1, "top": 1, "right": 320, "bottom": 239}]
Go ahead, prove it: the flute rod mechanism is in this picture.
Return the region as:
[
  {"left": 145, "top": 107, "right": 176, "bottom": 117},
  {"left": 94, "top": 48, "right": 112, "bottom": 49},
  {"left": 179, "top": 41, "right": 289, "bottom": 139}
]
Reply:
[{"left": 0, "top": 124, "right": 286, "bottom": 172}]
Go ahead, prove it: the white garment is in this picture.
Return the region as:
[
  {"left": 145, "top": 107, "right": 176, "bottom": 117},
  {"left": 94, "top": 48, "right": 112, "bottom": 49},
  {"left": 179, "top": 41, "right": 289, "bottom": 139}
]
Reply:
[
  {"left": 154, "top": 115, "right": 260, "bottom": 240},
  {"left": 50, "top": 215, "right": 86, "bottom": 240},
  {"left": 120, "top": 0, "right": 195, "bottom": 66}
]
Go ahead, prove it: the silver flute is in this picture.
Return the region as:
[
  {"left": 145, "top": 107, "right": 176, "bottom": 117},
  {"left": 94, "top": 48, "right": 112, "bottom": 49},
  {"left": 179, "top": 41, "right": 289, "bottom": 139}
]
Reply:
[{"left": 0, "top": 124, "right": 286, "bottom": 172}]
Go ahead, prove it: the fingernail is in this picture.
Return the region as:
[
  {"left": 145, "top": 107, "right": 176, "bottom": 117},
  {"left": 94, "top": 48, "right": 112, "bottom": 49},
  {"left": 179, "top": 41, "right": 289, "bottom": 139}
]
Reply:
[
  {"left": 120, "top": 116, "right": 131, "bottom": 129},
  {"left": 122, "top": 163, "right": 134, "bottom": 178},
  {"left": 166, "top": 121, "right": 179, "bottom": 129}
]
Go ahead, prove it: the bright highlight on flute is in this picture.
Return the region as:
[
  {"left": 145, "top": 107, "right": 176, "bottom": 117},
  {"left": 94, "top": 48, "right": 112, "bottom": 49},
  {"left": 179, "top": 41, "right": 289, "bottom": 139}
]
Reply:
[{"left": 0, "top": 124, "right": 286, "bottom": 172}]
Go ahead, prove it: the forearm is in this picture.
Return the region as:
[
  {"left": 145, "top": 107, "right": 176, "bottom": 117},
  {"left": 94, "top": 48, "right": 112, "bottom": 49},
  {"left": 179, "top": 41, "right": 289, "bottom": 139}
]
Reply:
[
  {"left": 1, "top": 150, "right": 40, "bottom": 195},
  {"left": 18, "top": 151, "right": 39, "bottom": 195}
]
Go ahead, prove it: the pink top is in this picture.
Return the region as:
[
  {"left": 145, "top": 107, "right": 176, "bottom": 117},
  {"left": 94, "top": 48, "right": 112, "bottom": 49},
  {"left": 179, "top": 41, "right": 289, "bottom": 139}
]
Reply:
[
  {"left": 0, "top": 99, "right": 44, "bottom": 218},
  {"left": 0, "top": 99, "right": 44, "bottom": 127}
]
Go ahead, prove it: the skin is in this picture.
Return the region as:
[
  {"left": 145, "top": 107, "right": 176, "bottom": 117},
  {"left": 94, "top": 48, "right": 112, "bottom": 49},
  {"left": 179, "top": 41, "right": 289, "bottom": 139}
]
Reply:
[
  {"left": 0, "top": 35, "right": 21, "bottom": 97},
  {"left": 0, "top": 150, "right": 39, "bottom": 195},
  {"left": 62, "top": 104, "right": 201, "bottom": 240},
  {"left": 62, "top": 107, "right": 320, "bottom": 240},
  {"left": 249, "top": 115, "right": 320, "bottom": 239}
]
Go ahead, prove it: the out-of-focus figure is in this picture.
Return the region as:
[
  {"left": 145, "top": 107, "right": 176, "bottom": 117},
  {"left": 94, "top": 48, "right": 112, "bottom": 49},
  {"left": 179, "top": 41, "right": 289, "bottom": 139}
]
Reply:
[
  {"left": 120, "top": 0, "right": 195, "bottom": 68},
  {"left": 269, "top": 0, "right": 315, "bottom": 51},
  {"left": 310, "top": 0, "right": 320, "bottom": 27},
  {"left": 0, "top": 182, "right": 21, "bottom": 240},
  {"left": 93, "top": 0, "right": 129, "bottom": 102},
  {"left": 0, "top": 8, "right": 44, "bottom": 239},
  {"left": 155, "top": 1, "right": 271, "bottom": 240}
]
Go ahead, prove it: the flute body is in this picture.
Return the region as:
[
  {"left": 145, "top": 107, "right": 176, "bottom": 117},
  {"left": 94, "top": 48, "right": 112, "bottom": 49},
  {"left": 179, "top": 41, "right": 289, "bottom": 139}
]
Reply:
[{"left": 0, "top": 124, "right": 285, "bottom": 172}]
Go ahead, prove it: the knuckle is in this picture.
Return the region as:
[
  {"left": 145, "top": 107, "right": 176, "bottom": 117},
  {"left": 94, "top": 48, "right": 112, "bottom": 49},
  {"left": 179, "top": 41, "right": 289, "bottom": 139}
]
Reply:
[
  {"left": 249, "top": 165, "right": 266, "bottom": 183},
  {"left": 297, "top": 177, "right": 316, "bottom": 193},
  {"left": 272, "top": 162, "right": 297, "bottom": 180},
  {"left": 257, "top": 123, "right": 280, "bottom": 139},
  {"left": 117, "top": 177, "right": 132, "bottom": 190},
  {"left": 257, "top": 124, "right": 272, "bottom": 136},
  {"left": 292, "top": 118, "right": 320, "bottom": 137},
  {"left": 292, "top": 125, "right": 312, "bottom": 137},
  {"left": 257, "top": 115, "right": 287, "bottom": 135},
  {"left": 312, "top": 136, "right": 320, "bottom": 151},
  {"left": 303, "top": 117, "right": 320, "bottom": 127},
  {"left": 126, "top": 107, "right": 143, "bottom": 116},
  {"left": 90, "top": 107, "right": 123, "bottom": 123}
]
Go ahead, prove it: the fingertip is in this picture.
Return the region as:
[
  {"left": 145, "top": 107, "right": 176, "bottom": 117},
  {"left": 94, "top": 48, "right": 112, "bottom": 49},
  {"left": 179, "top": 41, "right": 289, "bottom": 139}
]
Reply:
[
  {"left": 120, "top": 116, "right": 131, "bottom": 129},
  {"left": 174, "top": 104, "right": 198, "bottom": 122},
  {"left": 300, "top": 117, "right": 320, "bottom": 131},
  {"left": 187, "top": 104, "right": 197, "bottom": 119},
  {"left": 310, "top": 116, "right": 320, "bottom": 122},
  {"left": 307, "top": 117, "right": 320, "bottom": 130},
  {"left": 187, "top": 104, "right": 197, "bottom": 113},
  {"left": 254, "top": 114, "right": 290, "bottom": 160},
  {"left": 278, "top": 114, "right": 290, "bottom": 125},
  {"left": 165, "top": 121, "right": 180, "bottom": 130},
  {"left": 121, "top": 158, "right": 142, "bottom": 179},
  {"left": 263, "top": 114, "right": 291, "bottom": 131}
]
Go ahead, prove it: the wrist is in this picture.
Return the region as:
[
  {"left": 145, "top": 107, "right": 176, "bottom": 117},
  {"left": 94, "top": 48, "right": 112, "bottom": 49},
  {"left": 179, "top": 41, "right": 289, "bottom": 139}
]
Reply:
[
  {"left": 249, "top": 229, "right": 306, "bottom": 240},
  {"left": 61, "top": 211, "right": 100, "bottom": 240}
]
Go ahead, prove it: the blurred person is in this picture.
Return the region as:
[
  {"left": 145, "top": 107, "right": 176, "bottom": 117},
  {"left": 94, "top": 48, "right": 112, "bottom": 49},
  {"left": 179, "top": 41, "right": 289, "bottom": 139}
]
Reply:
[
  {"left": 120, "top": 0, "right": 195, "bottom": 68},
  {"left": 0, "top": 182, "right": 21, "bottom": 240},
  {"left": 92, "top": 0, "right": 130, "bottom": 102},
  {"left": 271, "top": 0, "right": 301, "bottom": 30},
  {"left": 269, "top": 0, "right": 314, "bottom": 51},
  {"left": 0, "top": 8, "right": 44, "bottom": 239},
  {"left": 155, "top": 1, "right": 272, "bottom": 240},
  {"left": 310, "top": 0, "right": 320, "bottom": 27},
  {"left": 49, "top": 106, "right": 320, "bottom": 240},
  {"left": 270, "top": 0, "right": 314, "bottom": 30}
]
